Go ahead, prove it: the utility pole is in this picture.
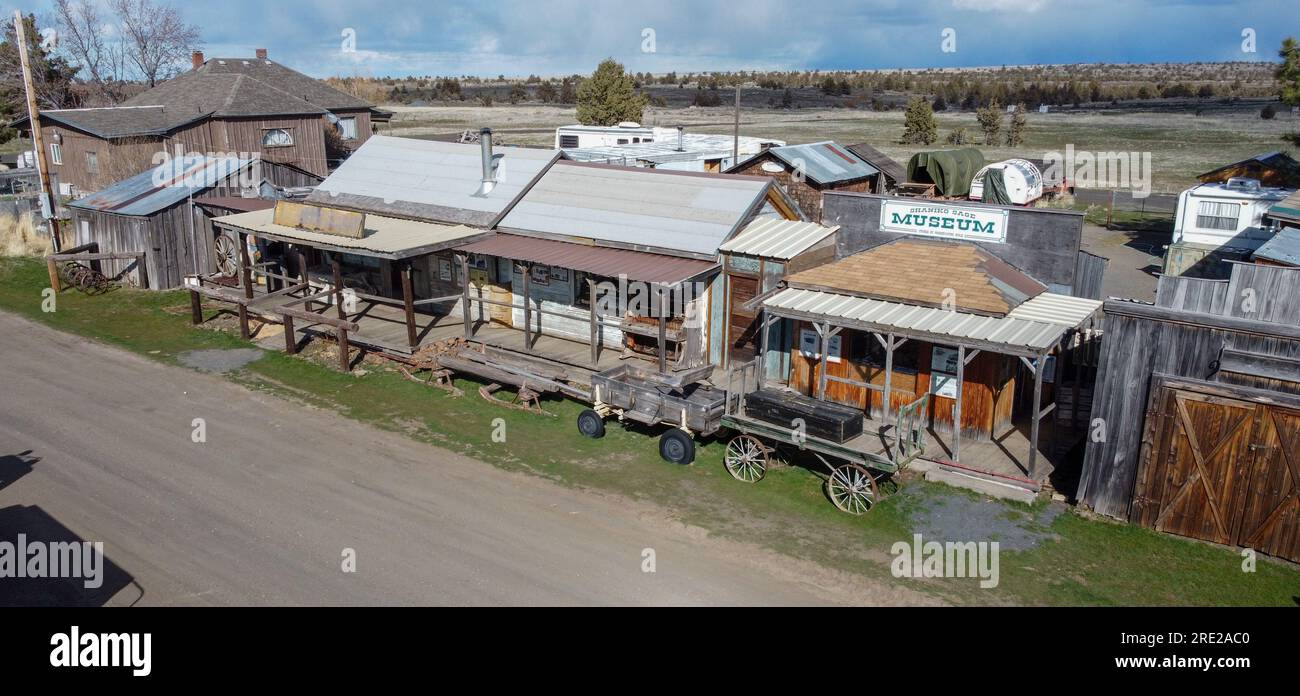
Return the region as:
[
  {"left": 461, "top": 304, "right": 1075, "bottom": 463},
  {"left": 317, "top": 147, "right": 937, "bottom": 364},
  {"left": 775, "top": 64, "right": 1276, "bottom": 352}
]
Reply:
[
  {"left": 14, "top": 10, "right": 62, "bottom": 252},
  {"left": 732, "top": 81, "right": 741, "bottom": 164}
]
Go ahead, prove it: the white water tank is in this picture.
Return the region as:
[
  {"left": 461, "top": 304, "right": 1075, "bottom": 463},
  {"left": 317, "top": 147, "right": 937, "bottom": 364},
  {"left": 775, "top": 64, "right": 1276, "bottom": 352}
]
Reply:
[{"left": 969, "top": 159, "right": 1044, "bottom": 205}]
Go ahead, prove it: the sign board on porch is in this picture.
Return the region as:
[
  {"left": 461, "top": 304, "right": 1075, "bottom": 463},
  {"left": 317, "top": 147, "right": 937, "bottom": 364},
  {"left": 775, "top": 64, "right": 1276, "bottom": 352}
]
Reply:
[
  {"left": 930, "top": 345, "right": 959, "bottom": 399},
  {"left": 879, "top": 200, "right": 1009, "bottom": 244},
  {"left": 273, "top": 201, "right": 366, "bottom": 239},
  {"left": 799, "top": 328, "right": 841, "bottom": 363}
]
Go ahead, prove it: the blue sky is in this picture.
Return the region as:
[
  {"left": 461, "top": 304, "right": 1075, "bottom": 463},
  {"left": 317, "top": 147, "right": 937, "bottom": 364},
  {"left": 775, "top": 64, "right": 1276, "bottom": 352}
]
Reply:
[{"left": 16, "top": 0, "right": 1300, "bottom": 78}]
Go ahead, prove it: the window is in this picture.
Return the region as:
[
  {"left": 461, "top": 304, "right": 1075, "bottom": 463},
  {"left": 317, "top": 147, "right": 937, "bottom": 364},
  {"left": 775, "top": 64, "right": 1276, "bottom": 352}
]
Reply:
[
  {"left": 847, "top": 333, "right": 919, "bottom": 372},
  {"left": 262, "top": 128, "right": 294, "bottom": 147},
  {"left": 559, "top": 134, "right": 580, "bottom": 148},
  {"left": 616, "top": 138, "right": 629, "bottom": 145},
  {"left": 85, "top": 151, "right": 99, "bottom": 174},
  {"left": 49, "top": 143, "right": 62, "bottom": 165},
  {"left": 336, "top": 117, "right": 358, "bottom": 140},
  {"left": 1196, "top": 200, "right": 1240, "bottom": 231}
]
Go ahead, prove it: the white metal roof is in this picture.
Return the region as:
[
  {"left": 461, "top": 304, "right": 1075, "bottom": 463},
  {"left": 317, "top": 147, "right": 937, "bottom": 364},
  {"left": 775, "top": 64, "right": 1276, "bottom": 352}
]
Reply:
[
  {"left": 764, "top": 287, "right": 1102, "bottom": 353},
  {"left": 309, "top": 135, "right": 557, "bottom": 225},
  {"left": 213, "top": 208, "right": 484, "bottom": 258},
  {"left": 719, "top": 218, "right": 839, "bottom": 259},
  {"left": 498, "top": 161, "right": 772, "bottom": 257}
]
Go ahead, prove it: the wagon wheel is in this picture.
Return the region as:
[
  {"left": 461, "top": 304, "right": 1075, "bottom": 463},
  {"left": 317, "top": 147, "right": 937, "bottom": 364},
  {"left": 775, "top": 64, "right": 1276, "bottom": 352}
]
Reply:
[
  {"left": 213, "top": 233, "right": 239, "bottom": 277},
  {"left": 825, "top": 462, "right": 879, "bottom": 515},
  {"left": 724, "top": 434, "right": 769, "bottom": 483}
]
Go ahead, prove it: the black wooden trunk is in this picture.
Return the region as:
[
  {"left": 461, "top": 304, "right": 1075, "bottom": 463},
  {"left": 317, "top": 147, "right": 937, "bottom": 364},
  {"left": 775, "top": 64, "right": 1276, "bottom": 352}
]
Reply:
[{"left": 744, "top": 388, "right": 864, "bottom": 443}]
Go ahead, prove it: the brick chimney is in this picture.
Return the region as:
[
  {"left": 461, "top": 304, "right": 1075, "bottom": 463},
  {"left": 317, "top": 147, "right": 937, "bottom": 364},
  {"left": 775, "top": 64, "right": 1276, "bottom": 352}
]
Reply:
[
  {"left": 191, "top": 51, "right": 204, "bottom": 70},
  {"left": 255, "top": 48, "right": 267, "bottom": 60}
]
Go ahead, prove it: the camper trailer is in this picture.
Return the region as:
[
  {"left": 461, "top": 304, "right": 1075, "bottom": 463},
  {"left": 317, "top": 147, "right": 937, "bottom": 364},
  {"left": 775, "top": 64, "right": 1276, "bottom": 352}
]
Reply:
[
  {"left": 969, "top": 159, "right": 1044, "bottom": 206},
  {"left": 1163, "top": 177, "right": 1293, "bottom": 278},
  {"left": 554, "top": 122, "right": 656, "bottom": 149}
]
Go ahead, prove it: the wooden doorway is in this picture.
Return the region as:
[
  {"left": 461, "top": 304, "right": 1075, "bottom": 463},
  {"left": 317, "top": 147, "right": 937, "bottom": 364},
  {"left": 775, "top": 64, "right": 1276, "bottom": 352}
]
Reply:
[
  {"left": 1131, "top": 376, "right": 1300, "bottom": 562},
  {"left": 727, "top": 274, "right": 760, "bottom": 364}
]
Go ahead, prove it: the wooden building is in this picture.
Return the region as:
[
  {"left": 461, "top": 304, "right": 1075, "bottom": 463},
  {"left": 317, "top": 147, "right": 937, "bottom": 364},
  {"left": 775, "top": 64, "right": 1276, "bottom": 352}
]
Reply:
[
  {"left": 1197, "top": 151, "right": 1300, "bottom": 189},
  {"left": 66, "top": 155, "right": 317, "bottom": 289},
  {"left": 462, "top": 161, "right": 803, "bottom": 371},
  {"left": 716, "top": 218, "right": 839, "bottom": 369},
  {"left": 754, "top": 238, "right": 1102, "bottom": 479},
  {"left": 846, "top": 143, "right": 907, "bottom": 193},
  {"left": 1078, "top": 265, "right": 1300, "bottom": 563},
  {"left": 14, "top": 49, "right": 386, "bottom": 194},
  {"left": 726, "top": 142, "right": 880, "bottom": 222}
]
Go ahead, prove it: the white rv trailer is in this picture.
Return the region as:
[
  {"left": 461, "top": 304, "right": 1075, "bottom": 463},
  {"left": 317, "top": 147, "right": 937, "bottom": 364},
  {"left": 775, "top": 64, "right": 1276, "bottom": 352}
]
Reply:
[
  {"left": 554, "top": 122, "right": 656, "bottom": 149},
  {"left": 1162, "top": 177, "right": 1293, "bottom": 277},
  {"left": 969, "top": 159, "right": 1044, "bottom": 205}
]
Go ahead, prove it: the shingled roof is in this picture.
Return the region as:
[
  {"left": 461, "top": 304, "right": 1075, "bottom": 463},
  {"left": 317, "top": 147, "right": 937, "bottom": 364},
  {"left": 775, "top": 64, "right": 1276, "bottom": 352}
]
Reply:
[
  {"left": 784, "top": 238, "right": 1046, "bottom": 316},
  {"left": 15, "top": 55, "right": 373, "bottom": 139}
]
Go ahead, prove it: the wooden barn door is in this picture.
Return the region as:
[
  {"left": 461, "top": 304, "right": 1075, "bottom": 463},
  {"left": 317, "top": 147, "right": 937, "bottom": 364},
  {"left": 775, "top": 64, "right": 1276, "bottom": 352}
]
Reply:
[
  {"left": 1131, "top": 376, "right": 1300, "bottom": 562},
  {"left": 1232, "top": 406, "right": 1300, "bottom": 562}
]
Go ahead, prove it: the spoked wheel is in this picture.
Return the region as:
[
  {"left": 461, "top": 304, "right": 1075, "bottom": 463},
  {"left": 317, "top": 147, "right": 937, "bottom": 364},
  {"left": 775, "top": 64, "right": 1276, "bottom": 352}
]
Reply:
[
  {"left": 825, "top": 463, "right": 879, "bottom": 515},
  {"left": 724, "top": 434, "right": 769, "bottom": 483},
  {"left": 213, "top": 234, "right": 239, "bottom": 277}
]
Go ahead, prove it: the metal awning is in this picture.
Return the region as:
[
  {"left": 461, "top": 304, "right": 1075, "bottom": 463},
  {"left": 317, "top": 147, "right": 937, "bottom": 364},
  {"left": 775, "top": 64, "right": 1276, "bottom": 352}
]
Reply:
[
  {"left": 764, "top": 287, "right": 1102, "bottom": 355},
  {"left": 213, "top": 208, "right": 489, "bottom": 260},
  {"left": 456, "top": 233, "right": 717, "bottom": 285},
  {"left": 719, "top": 218, "right": 838, "bottom": 260}
]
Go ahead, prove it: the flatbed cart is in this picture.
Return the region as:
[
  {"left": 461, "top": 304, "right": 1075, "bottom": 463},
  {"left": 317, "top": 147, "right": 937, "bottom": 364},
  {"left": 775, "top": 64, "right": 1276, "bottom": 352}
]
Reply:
[
  {"left": 577, "top": 363, "right": 725, "bottom": 465},
  {"left": 718, "top": 363, "right": 931, "bottom": 515}
]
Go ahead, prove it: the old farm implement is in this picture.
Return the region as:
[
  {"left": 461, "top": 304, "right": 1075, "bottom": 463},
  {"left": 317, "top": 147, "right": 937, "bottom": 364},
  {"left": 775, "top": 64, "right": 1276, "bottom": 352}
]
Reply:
[{"left": 717, "top": 360, "right": 930, "bottom": 514}]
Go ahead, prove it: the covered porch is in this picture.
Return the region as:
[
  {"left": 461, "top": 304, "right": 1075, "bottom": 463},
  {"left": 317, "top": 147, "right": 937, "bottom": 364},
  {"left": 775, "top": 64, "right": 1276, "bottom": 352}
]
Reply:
[{"left": 756, "top": 288, "right": 1103, "bottom": 483}]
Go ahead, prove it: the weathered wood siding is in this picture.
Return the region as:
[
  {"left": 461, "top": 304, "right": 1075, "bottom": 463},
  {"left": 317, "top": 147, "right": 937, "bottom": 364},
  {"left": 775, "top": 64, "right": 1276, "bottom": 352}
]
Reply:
[
  {"left": 787, "top": 324, "right": 1017, "bottom": 440},
  {"left": 71, "top": 200, "right": 214, "bottom": 289},
  {"left": 729, "top": 156, "right": 876, "bottom": 223},
  {"left": 822, "top": 191, "right": 1087, "bottom": 294},
  {"left": 1079, "top": 267, "right": 1300, "bottom": 518}
]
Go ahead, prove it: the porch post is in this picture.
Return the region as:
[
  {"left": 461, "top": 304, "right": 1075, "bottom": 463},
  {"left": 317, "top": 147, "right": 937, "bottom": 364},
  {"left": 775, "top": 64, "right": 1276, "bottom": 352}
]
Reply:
[
  {"left": 332, "top": 259, "right": 345, "bottom": 321},
  {"left": 402, "top": 260, "right": 418, "bottom": 349},
  {"left": 757, "top": 313, "right": 772, "bottom": 390},
  {"left": 297, "top": 250, "right": 309, "bottom": 311},
  {"left": 338, "top": 327, "right": 351, "bottom": 372},
  {"left": 882, "top": 333, "right": 895, "bottom": 422},
  {"left": 238, "top": 232, "right": 253, "bottom": 300},
  {"left": 1029, "top": 351, "right": 1046, "bottom": 478},
  {"left": 657, "top": 285, "right": 668, "bottom": 373},
  {"left": 1072, "top": 335, "right": 1084, "bottom": 433},
  {"left": 282, "top": 314, "right": 296, "bottom": 354},
  {"left": 954, "top": 346, "right": 965, "bottom": 462},
  {"left": 520, "top": 263, "right": 532, "bottom": 352},
  {"left": 589, "top": 278, "right": 599, "bottom": 366},
  {"left": 460, "top": 254, "right": 472, "bottom": 339},
  {"left": 189, "top": 290, "right": 203, "bottom": 325}
]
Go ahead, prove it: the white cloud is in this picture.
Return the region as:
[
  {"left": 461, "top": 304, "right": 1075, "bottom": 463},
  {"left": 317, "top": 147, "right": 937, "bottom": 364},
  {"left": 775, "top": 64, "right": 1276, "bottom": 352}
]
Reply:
[{"left": 953, "top": 0, "right": 1047, "bottom": 11}]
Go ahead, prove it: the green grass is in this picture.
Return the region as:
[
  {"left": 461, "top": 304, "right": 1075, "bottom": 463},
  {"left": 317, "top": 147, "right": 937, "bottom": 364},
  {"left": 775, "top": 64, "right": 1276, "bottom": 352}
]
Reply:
[{"left": 2, "top": 256, "right": 1297, "bottom": 605}]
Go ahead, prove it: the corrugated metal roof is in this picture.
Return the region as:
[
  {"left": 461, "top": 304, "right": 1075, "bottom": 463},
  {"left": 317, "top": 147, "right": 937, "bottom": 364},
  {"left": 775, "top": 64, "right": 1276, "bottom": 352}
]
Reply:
[
  {"left": 498, "top": 161, "right": 772, "bottom": 257},
  {"left": 1253, "top": 226, "right": 1300, "bottom": 266},
  {"left": 195, "top": 196, "right": 275, "bottom": 213},
  {"left": 764, "top": 287, "right": 1100, "bottom": 353},
  {"left": 719, "top": 218, "right": 838, "bottom": 259},
  {"left": 746, "top": 141, "right": 879, "bottom": 184},
  {"left": 70, "top": 155, "right": 253, "bottom": 216},
  {"left": 213, "top": 208, "right": 485, "bottom": 258},
  {"left": 308, "top": 136, "right": 558, "bottom": 227},
  {"left": 1005, "top": 292, "right": 1104, "bottom": 326},
  {"left": 457, "top": 233, "right": 716, "bottom": 285}
]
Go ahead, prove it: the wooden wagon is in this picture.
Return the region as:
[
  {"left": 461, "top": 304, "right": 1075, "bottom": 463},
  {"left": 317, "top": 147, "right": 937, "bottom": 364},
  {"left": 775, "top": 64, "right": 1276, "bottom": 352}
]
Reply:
[
  {"left": 578, "top": 363, "right": 725, "bottom": 464},
  {"left": 717, "top": 360, "right": 930, "bottom": 514}
]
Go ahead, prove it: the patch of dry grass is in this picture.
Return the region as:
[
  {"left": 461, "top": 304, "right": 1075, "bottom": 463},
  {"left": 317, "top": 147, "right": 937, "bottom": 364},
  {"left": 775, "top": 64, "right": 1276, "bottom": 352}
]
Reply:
[{"left": 0, "top": 213, "right": 52, "bottom": 257}]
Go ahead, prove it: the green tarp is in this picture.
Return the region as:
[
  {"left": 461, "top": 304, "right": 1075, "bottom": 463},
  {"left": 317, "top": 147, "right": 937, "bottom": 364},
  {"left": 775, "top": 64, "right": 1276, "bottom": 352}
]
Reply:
[
  {"left": 981, "top": 167, "right": 1012, "bottom": 205},
  {"left": 906, "top": 148, "right": 985, "bottom": 197}
]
